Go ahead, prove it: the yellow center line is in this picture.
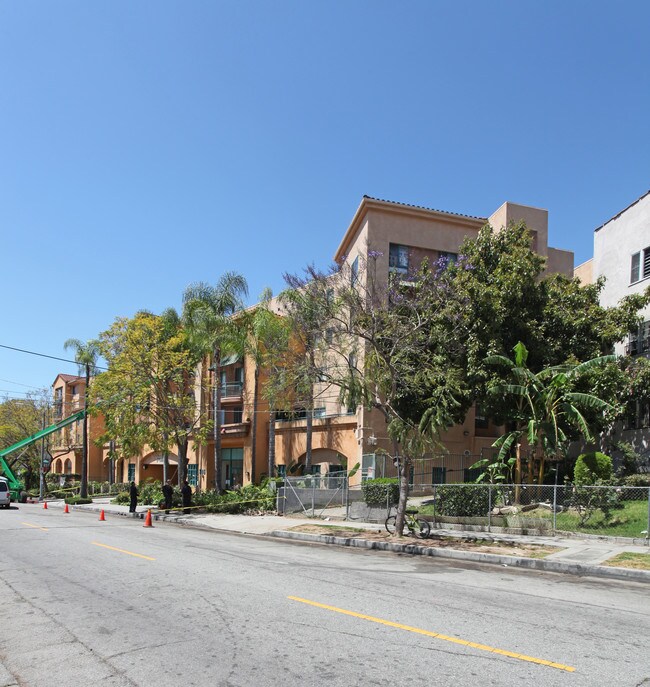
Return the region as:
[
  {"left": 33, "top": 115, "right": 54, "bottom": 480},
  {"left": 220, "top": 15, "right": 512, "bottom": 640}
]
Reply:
[
  {"left": 91, "top": 542, "right": 156, "bottom": 561},
  {"left": 22, "top": 522, "right": 48, "bottom": 532},
  {"left": 288, "top": 596, "right": 575, "bottom": 673}
]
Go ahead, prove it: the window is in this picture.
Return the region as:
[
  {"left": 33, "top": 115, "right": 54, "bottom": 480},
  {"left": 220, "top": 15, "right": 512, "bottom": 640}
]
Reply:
[
  {"left": 128, "top": 463, "right": 135, "bottom": 481},
  {"left": 234, "top": 367, "right": 244, "bottom": 384},
  {"left": 232, "top": 406, "right": 243, "bottom": 424},
  {"left": 350, "top": 256, "right": 359, "bottom": 285},
  {"left": 631, "top": 248, "right": 650, "bottom": 284},
  {"left": 474, "top": 404, "right": 488, "bottom": 429},
  {"left": 313, "top": 407, "right": 326, "bottom": 418},
  {"left": 463, "top": 467, "right": 482, "bottom": 482},
  {"left": 325, "top": 328, "right": 334, "bottom": 344},
  {"left": 432, "top": 467, "right": 447, "bottom": 484},
  {"left": 438, "top": 251, "right": 458, "bottom": 268},
  {"left": 187, "top": 464, "right": 198, "bottom": 486},
  {"left": 389, "top": 244, "right": 409, "bottom": 273}
]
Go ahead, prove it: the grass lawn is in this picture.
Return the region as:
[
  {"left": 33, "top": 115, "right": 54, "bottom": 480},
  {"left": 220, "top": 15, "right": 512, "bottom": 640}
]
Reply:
[
  {"left": 555, "top": 500, "right": 649, "bottom": 538},
  {"left": 603, "top": 552, "right": 650, "bottom": 570},
  {"left": 418, "top": 499, "right": 649, "bottom": 539}
]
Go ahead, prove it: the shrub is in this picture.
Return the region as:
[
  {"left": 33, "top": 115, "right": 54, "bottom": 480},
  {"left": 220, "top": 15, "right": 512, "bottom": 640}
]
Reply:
[
  {"left": 435, "top": 484, "right": 490, "bottom": 517},
  {"left": 65, "top": 496, "right": 92, "bottom": 505},
  {"left": 361, "top": 478, "right": 399, "bottom": 507},
  {"left": 622, "top": 474, "right": 650, "bottom": 488},
  {"left": 574, "top": 452, "right": 613, "bottom": 485},
  {"left": 112, "top": 491, "right": 130, "bottom": 505},
  {"left": 204, "top": 484, "right": 276, "bottom": 514},
  {"left": 568, "top": 480, "right": 622, "bottom": 525}
]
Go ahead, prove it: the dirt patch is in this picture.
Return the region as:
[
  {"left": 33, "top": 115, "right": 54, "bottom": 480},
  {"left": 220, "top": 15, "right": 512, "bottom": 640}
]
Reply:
[{"left": 287, "top": 524, "right": 562, "bottom": 558}]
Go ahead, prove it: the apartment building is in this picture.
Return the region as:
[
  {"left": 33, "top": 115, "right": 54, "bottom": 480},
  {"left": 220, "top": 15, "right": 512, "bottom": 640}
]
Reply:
[
  {"left": 50, "top": 373, "right": 106, "bottom": 481},
  {"left": 576, "top": 189, "right": 650, "bottom": 456},
  {"left": 52, "top": 196, "right": 574, "bottom": 490},
  {"left": 273, "top": 196, "right": 574, "bottom": 486}
]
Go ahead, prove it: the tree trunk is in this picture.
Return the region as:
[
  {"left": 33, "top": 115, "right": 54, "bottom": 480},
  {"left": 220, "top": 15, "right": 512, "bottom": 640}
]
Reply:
[
  {"left": 177, "top": 439, "right": 188, "bottom": 486},
  {"left": 514, "top": 442, "right": 522, "bottom": 504},
  {"left": 81, "top": 363, "right": 89, "bottom": 499},
  {"left": 393, "top": 454, "right": 410, "bottom": 537},
  {"left": 213, "top": 347, "right": 223, "bottom": 492},
  {"left": 250, "top": 366, "right": 259, "bottom": 484},
  {"left": 268, "top": 410, "right": 276, "bottom": 477}
]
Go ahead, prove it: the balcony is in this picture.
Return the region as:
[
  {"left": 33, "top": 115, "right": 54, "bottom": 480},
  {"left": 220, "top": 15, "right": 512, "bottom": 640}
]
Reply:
[
  {"left": 626, "top": 340, "right": 639, "bottom": 356},
  {"left": 220, "top": 382, "right": 243, "bottom": 402},
  {"left": 220, "top": 421, "right": 250, "bottom": 437}
]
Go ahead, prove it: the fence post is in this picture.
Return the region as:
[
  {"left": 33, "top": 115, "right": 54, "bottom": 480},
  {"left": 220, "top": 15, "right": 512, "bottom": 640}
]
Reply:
[
  {"left": 345, "top": 476, "right": 350, "bottom": 521},
  {"left": 432, "top": 484, "right": 436, "bottom": 530},
  {"left": 553, "top": 483, "right": 558, "bottom": 533},
  {"left": 311, "top": 479, "right": 315, "bottom": 517},
  {"left": 488, "top": 485, "right": 492, "bottom": 532}
]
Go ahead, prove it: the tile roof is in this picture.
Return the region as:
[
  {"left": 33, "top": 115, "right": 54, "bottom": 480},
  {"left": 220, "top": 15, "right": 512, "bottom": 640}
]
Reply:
[{"left": 363, "top": 195, "right": 487, "bottom": 222}]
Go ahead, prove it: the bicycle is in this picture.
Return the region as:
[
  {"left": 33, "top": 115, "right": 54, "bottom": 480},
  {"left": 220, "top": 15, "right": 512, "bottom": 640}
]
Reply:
[{"left": 385, "top": 508, "right": 431, "bottom": 538}]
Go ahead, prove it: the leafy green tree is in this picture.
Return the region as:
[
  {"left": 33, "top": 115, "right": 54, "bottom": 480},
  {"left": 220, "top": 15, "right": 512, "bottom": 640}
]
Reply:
[
  {"left": 92, "top": 312, "right": 206, "bottom": 487},
  {"left": 64, "top": 338, "right": 100, "bottom": 498},
  {"left": 441, "top": 222, "right": 650, "bottom": 418},
  {"left": 0, "top": 394, "right": 48, "bottom": 491},
  {"left": 484, "top": 342, "right": 613, "bottom": 497},
  {"left": 240, "top": 289, "right": 292, "bottom": 480},
  {"left": 283, "top": 257, "right": 468, "bottom": 535},
  {"left": 183, "top": 272, "right": 248, "bottom": 491}
]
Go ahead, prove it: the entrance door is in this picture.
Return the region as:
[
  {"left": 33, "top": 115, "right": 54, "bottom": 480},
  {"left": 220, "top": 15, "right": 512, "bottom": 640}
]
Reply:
[{"left": 221, "top": 448, "right": 244, "bottom": 489}]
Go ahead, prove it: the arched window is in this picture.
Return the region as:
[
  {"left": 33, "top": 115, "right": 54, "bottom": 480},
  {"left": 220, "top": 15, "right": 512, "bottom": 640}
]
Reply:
[{"left": 64, "top": 459, "right": 72, "bottom": 475}]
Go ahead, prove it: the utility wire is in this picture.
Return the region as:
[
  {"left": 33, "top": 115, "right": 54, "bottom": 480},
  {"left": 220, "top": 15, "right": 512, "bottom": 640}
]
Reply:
[{"left": 0, "top": 344, "right": 107, "bottom": 370}]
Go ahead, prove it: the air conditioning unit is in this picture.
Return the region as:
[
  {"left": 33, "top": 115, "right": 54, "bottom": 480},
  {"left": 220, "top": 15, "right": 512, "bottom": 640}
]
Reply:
[{"left": 367, "top": 435, "right": 377, "bottom": 446}]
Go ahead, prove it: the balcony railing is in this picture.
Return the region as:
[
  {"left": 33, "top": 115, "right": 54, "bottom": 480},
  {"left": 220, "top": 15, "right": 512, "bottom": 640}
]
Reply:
[
  {"left": 275, "top": 410, "right": 356, "bottom": 424},
  {"left": 220, "top": 421, "right": 250, "bottom": 437},
  {"left": 220, "top": 382, "right": 243, "bottom": 398}
]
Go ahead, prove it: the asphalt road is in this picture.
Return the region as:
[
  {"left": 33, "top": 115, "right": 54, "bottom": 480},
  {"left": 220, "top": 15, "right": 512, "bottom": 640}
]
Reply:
[{"left": 0, "top": 504, "right": 648, "bottom": 687}]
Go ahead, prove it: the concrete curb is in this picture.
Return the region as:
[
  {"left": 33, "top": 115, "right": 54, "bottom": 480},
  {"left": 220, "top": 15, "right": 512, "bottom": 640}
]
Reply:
[
  {"left": 268, "top": 530, "right": 650, "bottom": 583},
  {"left": 64, "top": 502, "right": 650, "bottom": 582}
]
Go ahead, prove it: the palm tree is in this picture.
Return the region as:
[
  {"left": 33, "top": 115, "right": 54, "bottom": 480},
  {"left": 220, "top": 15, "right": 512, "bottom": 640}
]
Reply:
[
  {"left": 64, "top": 338, "right": 100, "bottom": 499},
  {"left": 243, "top": 290, "right": 292, "bottom": 481},
  {"left": 487, "top": 342, "right": 613, "bottom": 499},
  {"left": 183, "top": 272, "right": 248, "bottom": 491}
]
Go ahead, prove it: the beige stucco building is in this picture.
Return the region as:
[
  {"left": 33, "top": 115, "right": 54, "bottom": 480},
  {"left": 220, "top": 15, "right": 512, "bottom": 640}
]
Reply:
[
  {"left": 270, "top": 196, "right": 574, "bottom": 486},
  {"left": 50, "top": 374, "right": 107, "bottom": 481},
  {"left": 54, "top": 195, "right": 574, "bottom": 490}
]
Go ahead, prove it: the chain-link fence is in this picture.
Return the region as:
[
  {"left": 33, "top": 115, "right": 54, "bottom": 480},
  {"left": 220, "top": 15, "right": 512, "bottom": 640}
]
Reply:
[
  {"left": 343, "top": 480, "right": 650, "bottom": 542},
  {"left": 278, "top": 475, "right": 365, "bottom": 518}
]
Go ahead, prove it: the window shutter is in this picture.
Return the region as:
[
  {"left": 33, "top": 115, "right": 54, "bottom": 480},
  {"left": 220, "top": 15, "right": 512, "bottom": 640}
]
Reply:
[
  {"left": 631, "top": 252, "right": 640, "bottom": 283},
  {"left": 644, "top": 248, "right": 650, "bottom": 279}
]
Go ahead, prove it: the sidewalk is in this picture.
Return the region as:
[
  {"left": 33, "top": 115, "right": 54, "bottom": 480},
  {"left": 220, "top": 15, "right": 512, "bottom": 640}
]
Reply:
[{"left": 44, "top": 499, "right": 650, "bottom": 583}]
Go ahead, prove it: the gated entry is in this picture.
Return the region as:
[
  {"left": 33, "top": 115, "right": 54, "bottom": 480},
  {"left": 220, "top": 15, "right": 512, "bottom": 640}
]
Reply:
[{"left": 279, "top": 474, "right": 350, "bottom": 517}]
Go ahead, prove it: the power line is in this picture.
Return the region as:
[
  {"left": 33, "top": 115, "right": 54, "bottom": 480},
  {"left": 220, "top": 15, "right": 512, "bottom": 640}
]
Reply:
[{"left": 0, "top": 344, "right": 107, "bottom": 370}]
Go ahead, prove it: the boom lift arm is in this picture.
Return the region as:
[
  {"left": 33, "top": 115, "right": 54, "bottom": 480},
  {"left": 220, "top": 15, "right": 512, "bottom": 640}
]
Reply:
[{"left": 0, "top": 411, "right": 85, "bottom": 501}]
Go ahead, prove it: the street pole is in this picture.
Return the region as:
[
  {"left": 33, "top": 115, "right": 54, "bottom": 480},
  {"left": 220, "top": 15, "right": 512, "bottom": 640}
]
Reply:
[{"left": 39, "top": 410, "right": 46, "bottom": 501}]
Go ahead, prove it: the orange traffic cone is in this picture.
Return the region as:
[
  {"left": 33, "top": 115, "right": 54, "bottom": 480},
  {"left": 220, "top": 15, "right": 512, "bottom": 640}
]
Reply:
[
  {"left": 64, "top": 503, "right": 69, "bottom": 514},
  {"left": 99, "top": 509, "right": 106, "bottom": 521},
  {"left": 43, "top": 501, "right": 48, "bottom": 509},
  {"left": 143, "top": 509, "right": 153, "bottom": 528}
]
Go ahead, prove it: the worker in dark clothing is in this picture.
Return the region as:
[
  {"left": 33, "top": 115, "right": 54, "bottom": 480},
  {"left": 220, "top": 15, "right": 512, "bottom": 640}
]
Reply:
[
  {"left": 181, "top": 480, "right": 192, "bottom": 515},
  {"left": 129, "top": 481, "right": 138, "bottom": 514},
  {"left": 162, "top": 480, "right": 173, "bottom": 514}
]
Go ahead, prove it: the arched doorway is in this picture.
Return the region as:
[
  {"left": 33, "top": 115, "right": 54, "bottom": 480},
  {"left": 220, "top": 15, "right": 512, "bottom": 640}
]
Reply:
[
  {"left": 141, "top": 452, "right": 179, "bottom": 483},
  {"left": 294, "top": 448, "right": 350, "bottom": 486}
]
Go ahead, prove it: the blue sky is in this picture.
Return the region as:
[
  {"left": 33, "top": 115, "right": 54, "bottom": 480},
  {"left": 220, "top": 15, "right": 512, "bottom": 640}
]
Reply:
[{"left": 1, "top": 0, "right": 649, "bottom": 395}]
